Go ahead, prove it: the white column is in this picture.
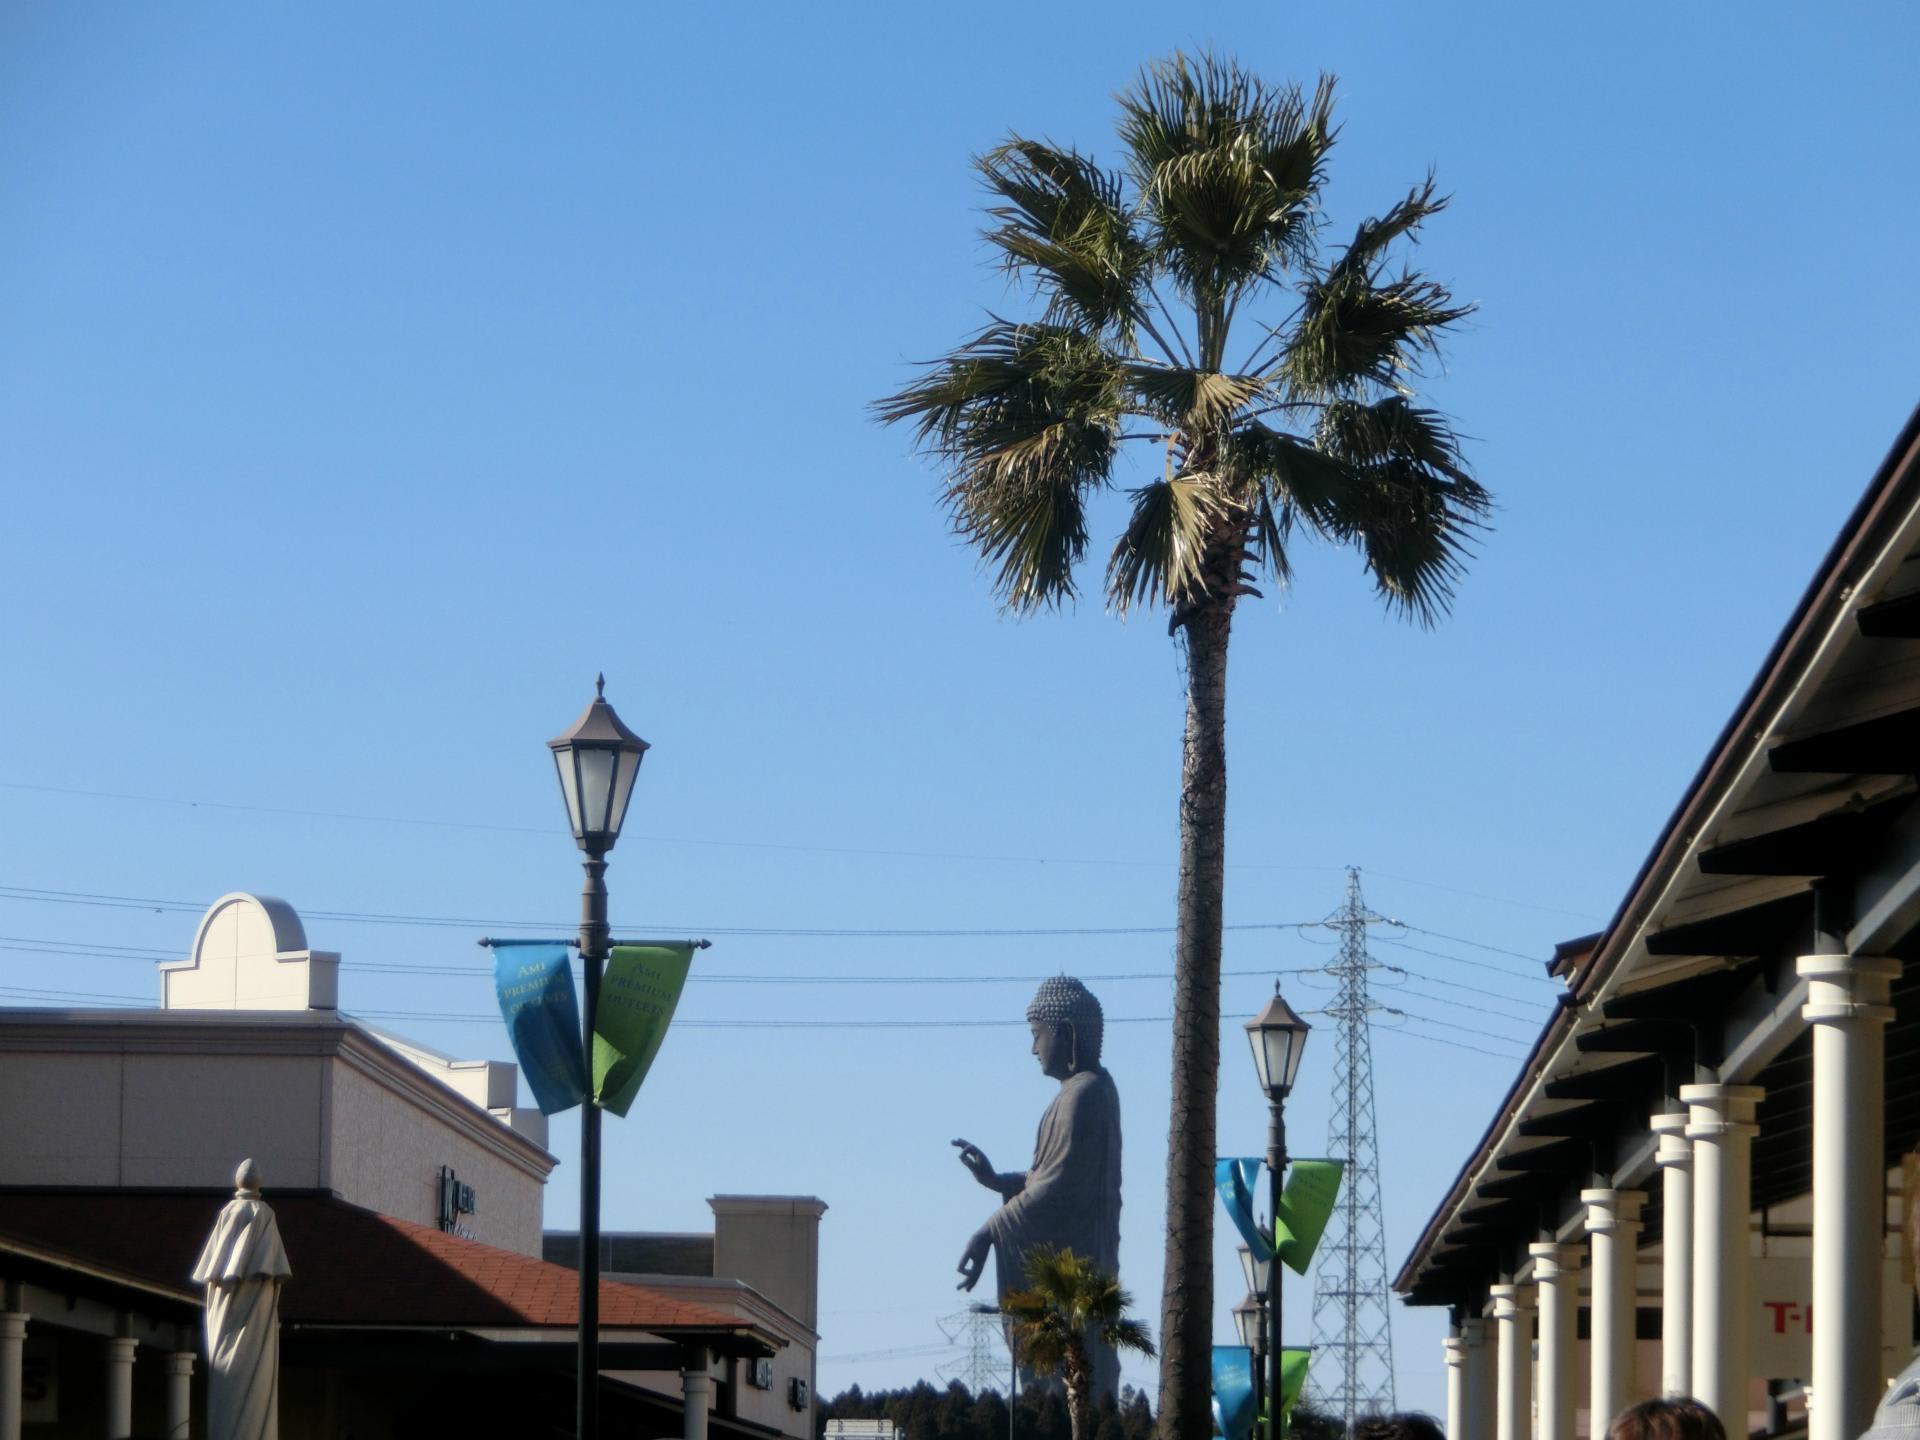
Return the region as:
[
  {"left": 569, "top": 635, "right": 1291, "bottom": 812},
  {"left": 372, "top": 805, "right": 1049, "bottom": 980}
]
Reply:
[
  {"left": 1490, "top": 1284, "right": 1534, "bottom": 1440},
  {"left": 1460, "top": 1316, "right": 1495, "bottom": 1440},
  {"left": 165, "top": 1351, "right": 194, "bottom": 1440},
  {"left": 683, "top": 1359, "right": 713, "bottom": 1440},
  {"left": 1529, "top": 1243, "right": 1579, "bottom": 1440},
  {"left": 1651, "top": 1111, "right": 1693, "bottom": 1397},
  {"left": 1800, "top": 953, "right": 1900, "bottom": 1440},
  {"left": 0, "top": 1313, "right": 26, "bottom": 1440},
  {"left": 105, "top": 1337, "right": 137, "bottom": 1439},
  {"left": 1444, "top": 1331, "right": 1469, "bottom": 1440},
  {"left": 1684, "top": 1082, "right": 1763, "bottom": 1434},
  {"left": 1582, "top": 1188, "right": 1645, "bottom": 1432}
]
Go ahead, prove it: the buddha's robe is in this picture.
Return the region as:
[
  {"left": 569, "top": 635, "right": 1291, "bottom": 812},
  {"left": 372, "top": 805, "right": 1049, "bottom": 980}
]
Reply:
[{"left": 987, "top": 1065, "right": 1123, "bottom": 1399}]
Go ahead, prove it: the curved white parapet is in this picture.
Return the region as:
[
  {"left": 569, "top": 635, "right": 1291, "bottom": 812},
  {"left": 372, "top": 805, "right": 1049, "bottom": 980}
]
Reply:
[{"left": 159, "top": 892, "right": 340, "bottom": 1011}]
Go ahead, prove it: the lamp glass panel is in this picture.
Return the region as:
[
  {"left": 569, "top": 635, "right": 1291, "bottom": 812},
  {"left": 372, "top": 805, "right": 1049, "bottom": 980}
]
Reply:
[
  {"left": 1279, "top": 1023, "right": 1306, "bottom": 1091},
  {"left": 1238, "top": 1244, "right": 1271, "bottom": 1295},
  {"left": 577, "top": 748, "right": 617, "bottom": 838},
  {"left": 552, "top": 749, "right": 584, "bottom": 840},
  {"left": 1249, "top": 1022, "right": 1303, "bottom": 1095},
  {"left": 606, "top": 747, "right": 643, "bottom": 842},
  {"left": 1233, "top": 1302, "right": 1259, "bottom": 1350}
]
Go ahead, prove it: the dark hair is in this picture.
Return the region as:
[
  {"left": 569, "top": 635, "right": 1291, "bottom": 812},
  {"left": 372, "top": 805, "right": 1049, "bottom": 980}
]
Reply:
[
  {"left": 1353, "top": 1415, "right": 1446, "bottom": 1440},
  {"left": 1605, "top": 1398, "right": 1727, "bottom": 1440}
]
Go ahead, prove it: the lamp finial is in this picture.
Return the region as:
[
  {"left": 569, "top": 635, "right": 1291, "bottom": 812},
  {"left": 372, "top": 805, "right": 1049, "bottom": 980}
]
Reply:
[{"left": 595, "top": 672, "right": 605, "bottom": 699}]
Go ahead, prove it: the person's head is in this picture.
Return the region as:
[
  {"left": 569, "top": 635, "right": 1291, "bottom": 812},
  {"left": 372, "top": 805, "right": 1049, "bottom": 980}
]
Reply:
[
  {"left": 1352, "top": 1414, "right": 1444, "bottom": 1440},
  {"left": 1605, "top": 1398, "right": 1726, "bottom": 1440},
  {"left": 1025, "top": 976, "right": 1104, "bottom": 1077}
]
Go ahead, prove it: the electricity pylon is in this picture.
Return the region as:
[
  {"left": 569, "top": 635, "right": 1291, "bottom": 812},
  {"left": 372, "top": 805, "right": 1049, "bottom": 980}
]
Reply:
[
  {"left": 1304, "top": 868, "right": 1397, "bottom": 1434},
  {"left": 938, "top": 1305, "right": 1007, "bottom": 1393}
]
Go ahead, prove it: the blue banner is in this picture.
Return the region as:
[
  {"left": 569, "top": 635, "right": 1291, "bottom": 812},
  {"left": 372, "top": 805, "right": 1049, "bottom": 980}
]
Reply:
[
  {"left": 490, "top": 942, "right": 590, "bottom": 1115},
  {"left": 1216, "top": 1157, "right": 1272, "bottom": 1262},
  {"left": 1211, "top": 1345, "right": 1256, "bottom": 1440}
]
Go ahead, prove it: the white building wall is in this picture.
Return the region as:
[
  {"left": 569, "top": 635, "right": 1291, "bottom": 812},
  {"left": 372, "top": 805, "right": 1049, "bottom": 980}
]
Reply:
[
  {"left": 0, "top": 1049, "right": 328, "bottom": 1190},
  {"left": 325, "top": 1056, "right": 544, "bottom": 1254}
]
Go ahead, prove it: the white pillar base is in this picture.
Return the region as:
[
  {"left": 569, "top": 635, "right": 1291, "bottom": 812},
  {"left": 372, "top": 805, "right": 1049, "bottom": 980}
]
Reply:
[
  {"left": 1490, "top": 1284, "right": 1535, "bottom": 1440},
  {"left": 1530, "top": 1243, "right": 1580, "bottom": 1440},
  {"left": 1583, "top": 1188, "right": 1646, "bottom": 1432},
  {"left": 0, "top": 1313, "right": 27, "bottom": 1440},
  {"left": 1444, "top": 1331, "right": 1469, "bottom": 1440},
  {"left": 166, "top": 1350, "right": 194, "bottom": 1440},
  {"left": 683, "top": 1362, "right": 714, "bottom": 1440},
  {"left": 1460, "top": 1316, "right": 1495, "bottom": 1440},
  {"left": 105, "top": 1337, "right": 137, "bottom": 1440},
  {"left": 1684, "top": 1082, "right": 1764, "bottom": 1435},
  {"left": 1800, "top": 953, "right": 1900, "bottom": 1440},
  {"left": 1651, "top": 1111, "right": 1694, "bottom": 1398}
]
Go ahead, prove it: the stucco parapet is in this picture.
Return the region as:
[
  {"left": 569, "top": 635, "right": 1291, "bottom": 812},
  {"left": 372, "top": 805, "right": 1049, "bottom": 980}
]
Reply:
[
  {"left": 608, "top": 1273, "right": 818, "bottom": 1345},
  {"left": 708, "top": 1195, "right": 828, "bottom": 1218}
]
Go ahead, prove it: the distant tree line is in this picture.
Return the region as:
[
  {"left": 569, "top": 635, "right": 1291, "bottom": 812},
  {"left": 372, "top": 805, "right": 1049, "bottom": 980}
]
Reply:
[{"left": 815, "top": 1380, "right": 1341, "bottom": 1440}]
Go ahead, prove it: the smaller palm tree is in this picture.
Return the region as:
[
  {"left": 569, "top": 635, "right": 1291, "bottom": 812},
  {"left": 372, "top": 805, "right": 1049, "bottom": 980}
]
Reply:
[{"left": 1003, "top": 1247, "right": 1157, "bottom": 1440}]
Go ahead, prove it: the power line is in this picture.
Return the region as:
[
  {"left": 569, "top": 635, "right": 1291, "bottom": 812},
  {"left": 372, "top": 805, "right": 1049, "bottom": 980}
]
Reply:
[
  {"left": 0, "top": 983, "right": 1522, "bottom": 1059},
  {"left": 1389, "top": 924, "right": 1552, "bottom": 967},
  {"left": 0, "top": 936, "right": 1552, "bottom": 1021},
  {"left": 1371, "top": 934, "right": 1558, "bottom": 986},
  {"left": 0, "top": 884, "right": 1330, "bottom": 939},
  {"left": 0, "top": 780, "right": 1588, "bottom": 918}
]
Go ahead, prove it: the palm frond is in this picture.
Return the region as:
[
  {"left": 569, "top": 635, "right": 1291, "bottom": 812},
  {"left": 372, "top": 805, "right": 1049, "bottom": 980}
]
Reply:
[
  {"left": 978, "top": 138, "right": 1149, "bottom": 340},
  {"left": 1106, "top": 472, "right": 1225, "bottom": 614},
  {"left": 1311, "top": 397, "right": 1491, "bottom": 624},
  {"left": 1116, "top": 54, "right": 1337, "bottom": 304},
  {"left": 875, "top": 322, "right": 1122, "bottom": 611},
  {"left": 1102, "top": 1316, "right": 1157, "bottom": 1359},
  {"left": 1122, "top": 362, "right": 1268, "bottom": 428},
  {"left": 1282, "top": 176, "right": 1471, "bottom": 397}
]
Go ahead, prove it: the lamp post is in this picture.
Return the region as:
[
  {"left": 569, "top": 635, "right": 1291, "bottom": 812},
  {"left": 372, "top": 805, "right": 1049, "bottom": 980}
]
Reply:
[
  {"left": 1232, "top": 1289, "right": 1267, "bottom": 1423},
  {"left": 549, "top": 675, "right": 650, "bottom": 1440},
  {"left": 1235, "top": 1245, "right": 1272, "bottom": 1423},
  {"left": 1244, "top": 988, "right": 1310, "bottom": 1440}
]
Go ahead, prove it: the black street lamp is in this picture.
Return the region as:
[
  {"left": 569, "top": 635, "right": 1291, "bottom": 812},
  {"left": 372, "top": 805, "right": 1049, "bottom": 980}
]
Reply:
[
  {"left": 1244, "top": 988, "right": 1310, "bottom": 1440},
  {"left": 1232, "top": 1289, "right": 1267, "bottom": 1425},
  {"left": 549, "top": 675, "right": 649, "bottom": 1440}
]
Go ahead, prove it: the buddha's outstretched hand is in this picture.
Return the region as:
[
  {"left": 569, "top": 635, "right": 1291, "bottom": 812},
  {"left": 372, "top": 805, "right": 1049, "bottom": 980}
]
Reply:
[
  {"left": 956, "top": 1228, "right": 990, "bottom": 1291},
  {"left": 953, "top": 1138, "right": 999, "bottom": 1192}
]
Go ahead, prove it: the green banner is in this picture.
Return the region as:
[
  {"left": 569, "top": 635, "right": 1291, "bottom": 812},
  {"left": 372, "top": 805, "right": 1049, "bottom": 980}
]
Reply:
[
  {"left": 592, "top": 944, "right": 695, "bottom": 1117},
  {"left": 1278, "top": 1348, "right": 1310, "bottom": 1427},
  {"left": 1274, "top": 1160, "right": 1344, "bottom": 1276}
]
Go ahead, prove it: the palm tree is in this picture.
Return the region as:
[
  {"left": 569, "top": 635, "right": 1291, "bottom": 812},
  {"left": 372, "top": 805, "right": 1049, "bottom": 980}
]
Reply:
[
  {"left": 875, "top": 52, "right": 1489, "bottom": 1440},
  {"left": 1003, "top": 1246, "right": 1157, "bottom": 1440}
]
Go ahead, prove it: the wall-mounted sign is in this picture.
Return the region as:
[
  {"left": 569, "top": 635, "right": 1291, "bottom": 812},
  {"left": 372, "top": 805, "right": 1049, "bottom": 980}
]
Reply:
[
  {"left": 1750, "top": 1255, "right": 1907, "bottom": 1380},
  {"left": 749, "top": 1358, "right": 774, "bottom": 1390},
  {"left": 438, "top": 1165, "right": 478, "bottom": 1237},
  {"left": 790, "top": 1377, "right": 810, "bottom": 1412}
]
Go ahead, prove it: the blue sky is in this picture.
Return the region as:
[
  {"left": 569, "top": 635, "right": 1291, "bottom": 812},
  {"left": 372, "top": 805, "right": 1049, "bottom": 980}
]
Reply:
[{"left": 4, "top": 1, "right": 1919, "bottom": 1419}]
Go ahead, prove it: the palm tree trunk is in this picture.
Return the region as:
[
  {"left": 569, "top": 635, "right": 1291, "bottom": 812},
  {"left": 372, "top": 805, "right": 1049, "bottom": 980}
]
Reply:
[
  {"left": 1067, "top": 1340, "right": 1092, "bottom": 1440},
  {"left": 1157, "top": 600, "right": 1232, "bottom": 1440}
]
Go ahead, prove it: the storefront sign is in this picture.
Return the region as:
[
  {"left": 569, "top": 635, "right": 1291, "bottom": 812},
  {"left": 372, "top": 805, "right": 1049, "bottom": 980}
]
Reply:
[{"left": 1750, "top": 1255, "right": 1907, "bottom": 1379}]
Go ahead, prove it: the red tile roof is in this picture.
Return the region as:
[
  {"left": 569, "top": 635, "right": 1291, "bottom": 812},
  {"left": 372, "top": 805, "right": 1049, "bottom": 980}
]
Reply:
[{"left": 0, "top": 1191, "right": 754, "bottom": 1333}]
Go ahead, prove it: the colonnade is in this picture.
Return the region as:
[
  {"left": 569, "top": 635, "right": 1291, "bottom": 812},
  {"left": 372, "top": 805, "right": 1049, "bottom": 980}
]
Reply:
[
  {"left": 0, "top": 1314, "right": 194, "bottom": 1440},
  {"left": 1436, "top": 949, "right": 1901, "bottom": 1440}
]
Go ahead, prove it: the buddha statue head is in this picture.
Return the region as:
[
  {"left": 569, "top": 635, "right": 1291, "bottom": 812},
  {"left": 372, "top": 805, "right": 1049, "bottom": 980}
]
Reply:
[{"left": 1026, "top": 975, "right": 1104, "bottom": 1078}]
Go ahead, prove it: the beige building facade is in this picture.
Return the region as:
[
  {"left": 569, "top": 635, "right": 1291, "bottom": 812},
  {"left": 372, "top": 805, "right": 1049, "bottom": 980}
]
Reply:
[{"left": 0, "top": 892, "right": 825, "bottom": 1440}]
